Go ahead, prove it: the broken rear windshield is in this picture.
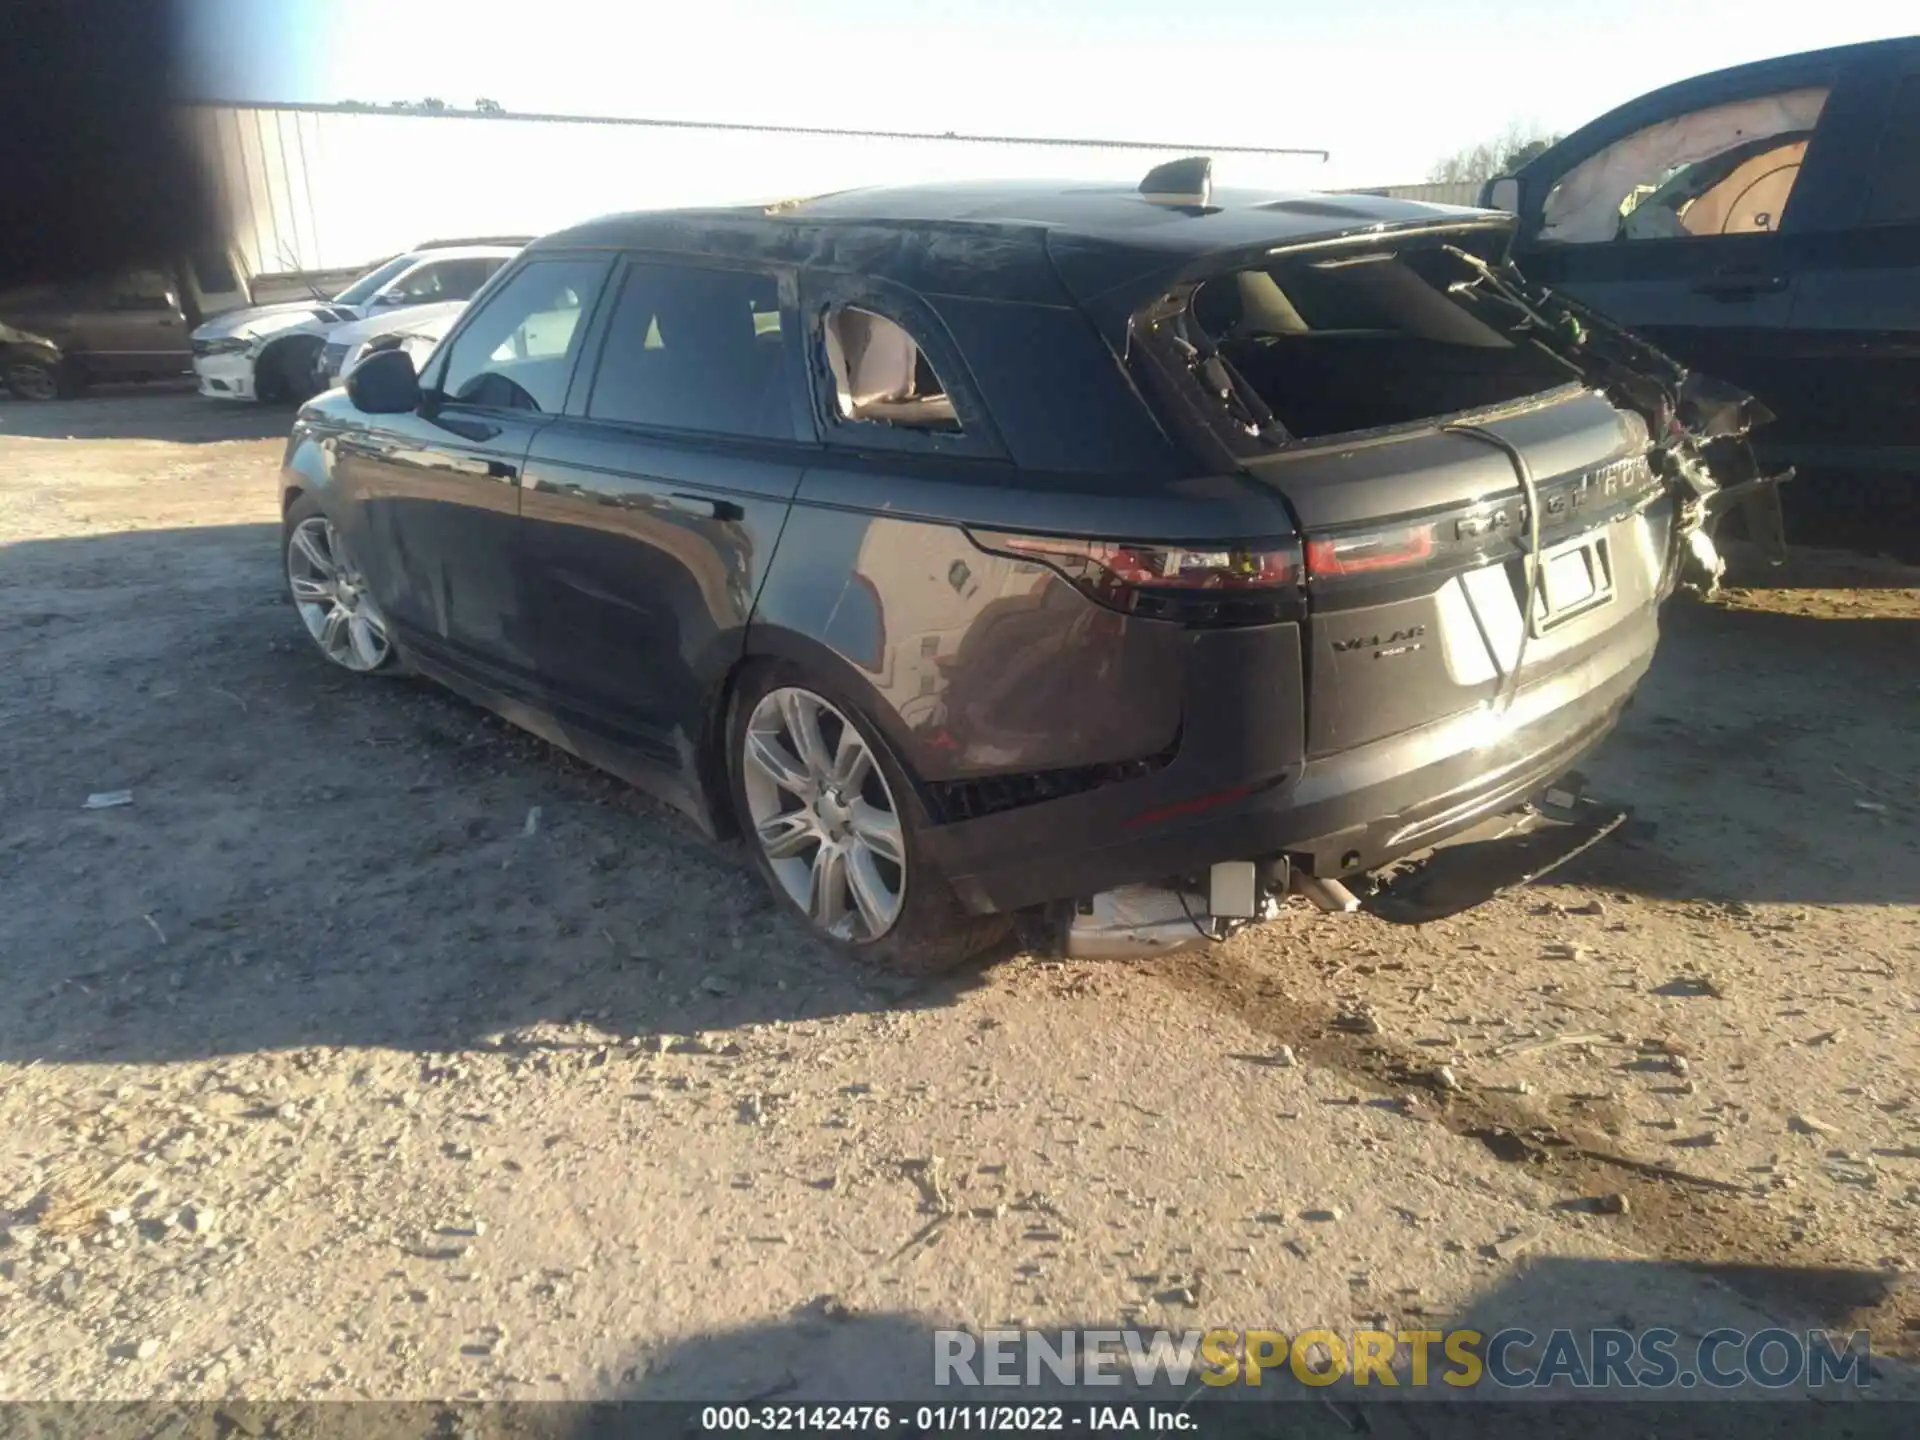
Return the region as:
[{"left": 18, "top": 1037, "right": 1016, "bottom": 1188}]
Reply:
[{"left": 1142, "top": 230, "right": 1579, "bottom": 447}]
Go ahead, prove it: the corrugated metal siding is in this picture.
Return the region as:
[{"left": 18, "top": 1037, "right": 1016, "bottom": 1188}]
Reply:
[{"left": 183, "top": 104, "right": 1335, "bottom": 277}]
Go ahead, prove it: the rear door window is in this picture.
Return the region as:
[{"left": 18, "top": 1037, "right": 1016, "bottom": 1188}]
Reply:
[
  {"left": 1863, "top": 74, "right": 1920, "bottom": 225},
  {"left": 1540, "top": 87, "right": 1830, "bottom": 242},
  {"left": 431, "top": 257, "right": 611, "bottom": 413},
  {"left": 585, "top": 262, "right": 795, "bottom": 439},
  {"left": 107, "top": 270, "right": 176, "bottom": 310},
  {"left": 799, "top": 274, "right": 1005, "bottom": 459},
  {"left": 822, "top": 307, "right": 960, "bottom": 432}
]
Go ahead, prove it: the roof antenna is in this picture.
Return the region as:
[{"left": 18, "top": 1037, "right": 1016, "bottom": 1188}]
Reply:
[{"left": 1139, "top": 156, "right": 1213, "bottom": 208}]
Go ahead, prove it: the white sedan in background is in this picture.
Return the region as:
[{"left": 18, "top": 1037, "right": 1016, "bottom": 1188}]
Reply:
[
  {"left": 312, "top": 300, "right": 468, "bottom": 392},
  {"left": 190, "top": 244, "right": 517, "bottom": 403}
]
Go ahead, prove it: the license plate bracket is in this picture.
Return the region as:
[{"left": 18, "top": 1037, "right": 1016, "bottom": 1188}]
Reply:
[{"left": 1531, "top": 534, "right": 1614, "bottom": 635}]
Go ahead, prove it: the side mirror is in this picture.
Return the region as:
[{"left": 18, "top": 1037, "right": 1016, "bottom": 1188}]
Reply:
[
  {"left": 1483, "top": 176, "right": 1521, "bottom": 214},
  {"left": 346, "top": 346, "right": 422, "bottom": 414}
]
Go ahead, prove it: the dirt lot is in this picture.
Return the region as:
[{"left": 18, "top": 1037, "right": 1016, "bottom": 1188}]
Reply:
[{"left": 2, "top": 390, "right": 1919, "bottom": 1421}]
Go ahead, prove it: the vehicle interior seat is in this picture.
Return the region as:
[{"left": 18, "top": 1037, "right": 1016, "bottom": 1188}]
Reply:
[{"left": 825, "top": 307, "right": 958, "bottom": 428}]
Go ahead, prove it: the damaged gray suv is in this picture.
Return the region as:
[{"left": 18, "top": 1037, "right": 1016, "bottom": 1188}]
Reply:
[{"left": 280, "top": 157, "right": 1781, "bottom": 971}]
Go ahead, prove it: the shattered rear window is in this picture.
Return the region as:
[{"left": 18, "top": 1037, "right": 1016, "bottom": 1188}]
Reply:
[{"left": 1145, "top": 230, "right": 1577, "bottom": 445}]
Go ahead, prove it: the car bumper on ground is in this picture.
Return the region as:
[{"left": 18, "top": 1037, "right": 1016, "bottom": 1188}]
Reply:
[
  {"left": 918, "top": 612, "right": 1657, "bottom": 916},
  {"left": 192, "top": 352, "right": 258, "bottom": 401}
]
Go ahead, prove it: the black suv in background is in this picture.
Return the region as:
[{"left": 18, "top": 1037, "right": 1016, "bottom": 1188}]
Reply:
[
  {"left": 278, "top": 161, "right": 1774, "bottom": 970},
  {"left": 1486, "top": 36, "right": 1920, "bottom": 543}
]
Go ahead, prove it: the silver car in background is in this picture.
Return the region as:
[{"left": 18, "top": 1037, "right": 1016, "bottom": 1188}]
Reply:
[
  {"left": 192, "top": 245, "right": 517, "bottom": 403},
  {"left": 314, "top": 300, "right": 468, "bottom": 391}
]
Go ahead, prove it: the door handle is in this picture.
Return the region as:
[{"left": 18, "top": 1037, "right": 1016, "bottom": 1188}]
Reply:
[
  {"left": 446, "top": 455, "right": 518, "bottom": 482},
  {"left": 1692, "top": 272, "right": 1788, "bottom": 299},
  {"left": 664, "top": 492, "right": 743, "bottom": 521}
]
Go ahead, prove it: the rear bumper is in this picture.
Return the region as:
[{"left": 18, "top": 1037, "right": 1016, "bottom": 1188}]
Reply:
[{"left": 919, "top": 612, "right": 1654, "bottom": 915}]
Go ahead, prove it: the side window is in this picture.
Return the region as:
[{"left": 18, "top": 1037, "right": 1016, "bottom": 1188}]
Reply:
[
  {"left": 1540, "top": 87, "right": 1829, "bottom": 242},
  {"left": 433, "top": 257, "right": 609, "bottom": 413},
  {"left": 108, "top": 270, "right": 175, "bottom": 310},
  {"left": 586, "top": 262, "right": 792, "bottom": 439},
  {"left": 1864, "top": 75, "right": 1920, "bottom": 225},
  {"left": 822, "top": 306, "right": 959, "bottom": 432}
]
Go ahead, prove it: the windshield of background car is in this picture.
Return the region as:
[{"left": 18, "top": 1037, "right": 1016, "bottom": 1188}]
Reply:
[{"left": 331, "top": 254, "right": 419, "bottom": 306}]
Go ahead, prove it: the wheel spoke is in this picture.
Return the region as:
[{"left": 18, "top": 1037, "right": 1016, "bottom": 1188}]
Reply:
[
  {"left": 289, "top": 574, "right": 333, "bottom": 603},
  {"left": 291, "top": 524, "right": 335, "bottom": 578},
  {"left": 756, "top": 809, "right": 817, "bottom": 861},
  {"left": 745, "top": 729, "right": 812, "bottom": 798},
  {"left": 844, "top": 845, "right": 898, "bottom": 935},
  {"left": 347, "top": 614, "right": 384, "bottom": 669},
  {"left": 848, "top": 800, "right": 903, "bottom": 866},
  {"left": 830, "top": 728, "right": 873, "bottom": 792},
  {"left": 319, "top": 606, "right": 350, "bottom": 655},
  {"left": 779, "top": 690, "right": 831, "bottom": 779},
  {"left": 808, "top": 841, "right": 850, "bottom": 934}
]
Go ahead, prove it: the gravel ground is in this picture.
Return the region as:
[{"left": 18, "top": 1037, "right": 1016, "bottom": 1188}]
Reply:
[{"left": 2, "top": 391, "right": 1918, "bottom": 1420}]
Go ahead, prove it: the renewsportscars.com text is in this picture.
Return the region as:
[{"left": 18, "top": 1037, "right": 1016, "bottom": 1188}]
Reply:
[{"left": 934, "top": 1327, "right": 1875, "bottom": 1391}]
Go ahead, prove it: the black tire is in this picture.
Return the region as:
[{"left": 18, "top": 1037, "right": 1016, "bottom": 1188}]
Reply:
[
  {"left": 726, "top": 662, "right": 1009, "bottom": 975},
  {"left": 3, "top": 356, "right": 81, "bottom": 401},
  {"left": 281, "top": 491, "right": 412, "bottom": 676},
  {"left": 257, "top": 338, "right": 323, "bottom": 406}
]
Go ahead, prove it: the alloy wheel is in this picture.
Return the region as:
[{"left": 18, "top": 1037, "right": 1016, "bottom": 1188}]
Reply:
[
  {"left": 741, "top": 686, "right": 906, "bottom": 942},
  {"left": 286, "top": 516, "right": 393, "bottom": 672}
]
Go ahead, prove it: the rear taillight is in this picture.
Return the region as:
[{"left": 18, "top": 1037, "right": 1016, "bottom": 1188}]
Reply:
[
  {"left": 968, "top": 530, "right": 1304, "bottom": 626},
  {"left": 1305, "top": 522, "right": 1438, "bottom": 579}
]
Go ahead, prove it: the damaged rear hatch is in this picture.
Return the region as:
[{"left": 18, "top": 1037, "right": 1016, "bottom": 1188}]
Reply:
[{"left": 1074, "top": 206, "right": 1784, "bottom": 777}]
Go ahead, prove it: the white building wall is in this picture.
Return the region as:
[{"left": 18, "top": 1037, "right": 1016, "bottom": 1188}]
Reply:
[{"left": 183, "top": 104, "right": 1335, "bottom": 277}]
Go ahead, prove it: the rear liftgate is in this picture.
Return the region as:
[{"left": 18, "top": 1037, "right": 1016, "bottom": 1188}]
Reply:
[{"left": 1054, "top": 165, "right": 1784, "bottom": 959}]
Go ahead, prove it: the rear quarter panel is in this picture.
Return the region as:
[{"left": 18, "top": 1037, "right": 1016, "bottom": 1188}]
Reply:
[{"left": 750, "top": 492, "right": 1190, "bottom": 786}]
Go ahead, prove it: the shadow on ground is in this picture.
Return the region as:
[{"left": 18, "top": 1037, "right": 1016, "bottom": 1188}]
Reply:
[
  {"left": 5, "top": 1260, "right": 1912, "bottom": 1436},
  {"left": 0, "top": 384, "right": 296, "bottom": 442},
  {"left": 0, "top": 521, "right": 1914, "bottom": 1067},
  {"left": 0, "top": 523, "right": 1005, "bottom": 1067},
  {"left": 566, "top": 1251, "right": 1914, "bottom": 1433}
]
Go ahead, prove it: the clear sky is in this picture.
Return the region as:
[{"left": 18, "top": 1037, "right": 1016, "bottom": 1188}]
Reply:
[{"left": 182, "top": 0, "right": 1916, "bottom": 188}]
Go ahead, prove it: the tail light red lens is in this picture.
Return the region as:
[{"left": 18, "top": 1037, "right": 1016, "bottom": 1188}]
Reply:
[
  {"left": 968, "top": 531, "right": 1304, "bottom": 626},
  {"left": 1304, "top": 523, "right": 1437, "bottom": 579}
]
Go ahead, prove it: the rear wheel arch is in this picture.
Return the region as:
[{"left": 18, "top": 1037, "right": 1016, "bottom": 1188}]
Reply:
[{"left": 729, "top": 625, "right": 933, "bottom": 793}]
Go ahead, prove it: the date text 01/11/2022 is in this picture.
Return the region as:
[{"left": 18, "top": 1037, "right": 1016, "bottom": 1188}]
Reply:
[{"left": 697, "top": 1404, "right": 1193, "bottom": 1431}]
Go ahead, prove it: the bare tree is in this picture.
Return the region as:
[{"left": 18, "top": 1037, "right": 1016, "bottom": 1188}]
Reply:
[{"left": 1428, "top": 122, "right": 1561, "bottom": 184}]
